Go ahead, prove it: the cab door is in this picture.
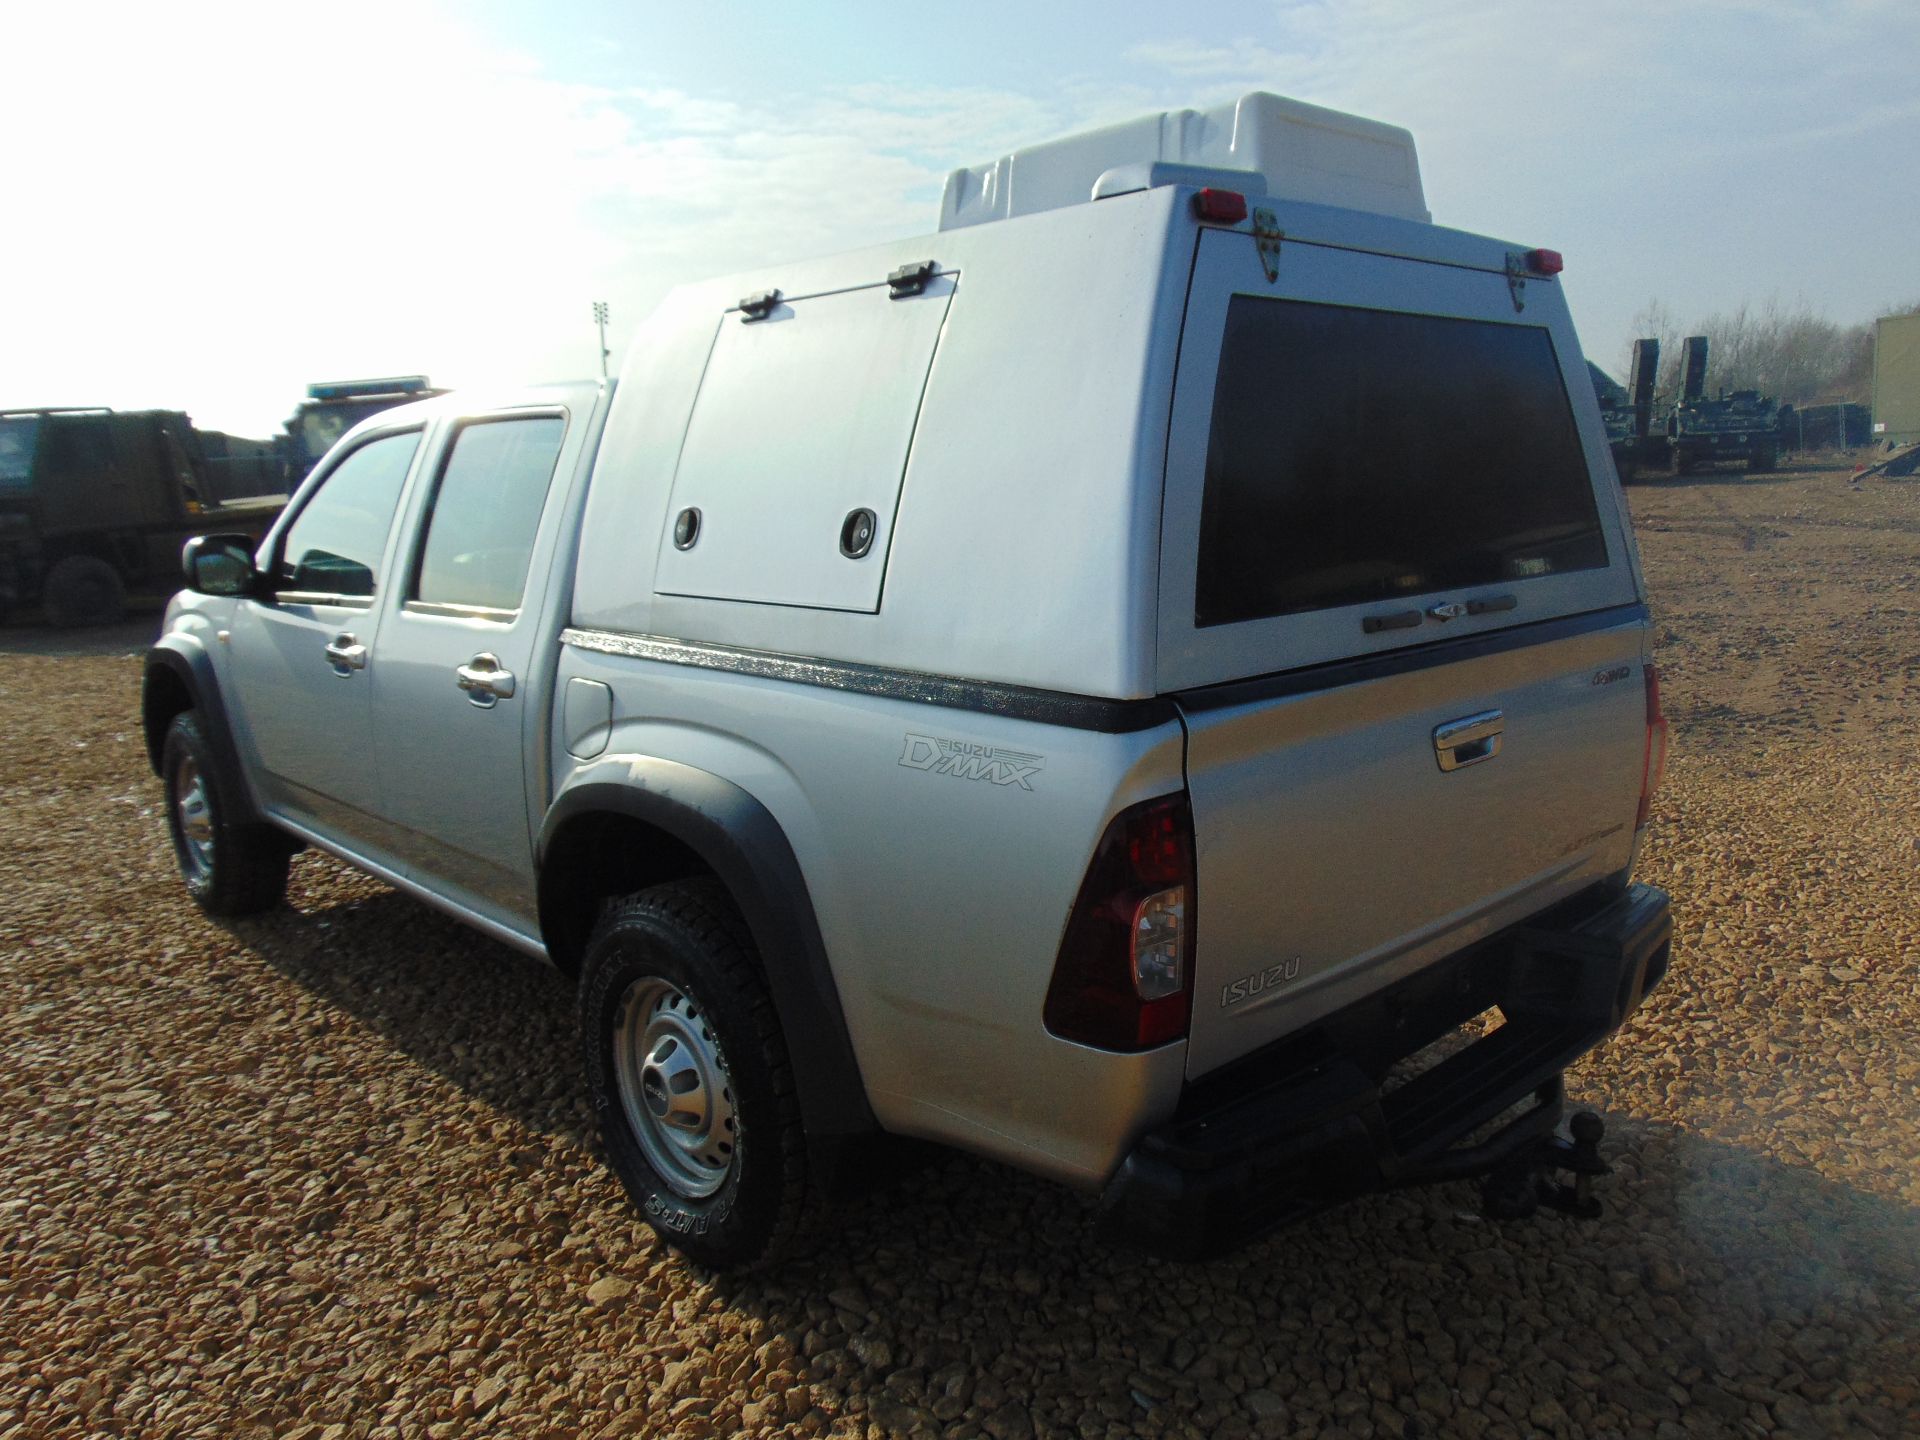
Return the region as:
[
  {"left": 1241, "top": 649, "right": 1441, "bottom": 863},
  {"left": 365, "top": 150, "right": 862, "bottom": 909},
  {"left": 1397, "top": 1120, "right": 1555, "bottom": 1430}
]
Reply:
[
  {"left": 225, "top": 427, "right": 425, "bottom": 843},
  {"left": 368, "top": 401, "right": 585, "bottom": 937}
]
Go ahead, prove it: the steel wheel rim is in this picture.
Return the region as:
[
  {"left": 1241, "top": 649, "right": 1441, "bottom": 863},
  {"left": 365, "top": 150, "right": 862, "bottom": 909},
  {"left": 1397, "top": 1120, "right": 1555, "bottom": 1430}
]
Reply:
[
  {"left": 171, "top": 752, "right": 215, "bottom": 881},
  {"left": 613, "top": 977, "right": 737, "bottom": 1199}
]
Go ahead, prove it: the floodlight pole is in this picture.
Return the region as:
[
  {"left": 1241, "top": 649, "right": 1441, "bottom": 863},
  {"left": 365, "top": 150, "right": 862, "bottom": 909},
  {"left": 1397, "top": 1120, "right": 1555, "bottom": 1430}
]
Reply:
[{"left": 592, "top": 301, "right": 610, "bottom": 381}]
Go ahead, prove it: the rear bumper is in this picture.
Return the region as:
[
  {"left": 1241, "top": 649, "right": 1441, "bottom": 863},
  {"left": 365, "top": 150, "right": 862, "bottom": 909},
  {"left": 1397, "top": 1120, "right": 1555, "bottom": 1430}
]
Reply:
[{"left": 1099, "top": 882, "right": 1672, "bottom": 1259}]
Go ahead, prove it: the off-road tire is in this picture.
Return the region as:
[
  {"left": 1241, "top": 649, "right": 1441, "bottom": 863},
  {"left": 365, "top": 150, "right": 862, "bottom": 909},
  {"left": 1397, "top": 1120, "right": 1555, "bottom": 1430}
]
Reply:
[
  {"left": 1747, "top": 444, "right": 1777, "bottom": 474},
  {"left": 579, "top": 878, "right": 817, "bottom": 1270},
  {"left": 43, "top": 554, "right": 127, "bottom": 627},
  {"left": 161, "top": 711, "right": 290, "bottom": 916}
]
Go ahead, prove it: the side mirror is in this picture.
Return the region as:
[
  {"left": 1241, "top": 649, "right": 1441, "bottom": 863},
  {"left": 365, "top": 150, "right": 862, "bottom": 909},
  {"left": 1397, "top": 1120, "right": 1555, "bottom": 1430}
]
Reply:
[{"left": 182, "top": 533, "right": 259, "bottom": 597}]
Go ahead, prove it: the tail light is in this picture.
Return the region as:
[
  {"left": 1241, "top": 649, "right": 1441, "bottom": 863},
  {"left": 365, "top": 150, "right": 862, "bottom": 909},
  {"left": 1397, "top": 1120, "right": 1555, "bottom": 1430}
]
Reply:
[
  {"left": 1637, "top": 664, "right": 1670, "bottom": 830},
  {"left": 1043, "top": 794, "right": 1197, "bottom": 1051},
  {"left": 1525, "top": 247, "right": 1564, "bottom": 275}
]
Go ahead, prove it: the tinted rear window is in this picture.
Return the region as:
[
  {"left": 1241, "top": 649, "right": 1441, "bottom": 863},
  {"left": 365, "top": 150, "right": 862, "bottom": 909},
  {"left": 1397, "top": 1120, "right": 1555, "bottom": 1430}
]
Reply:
[{"left": 1196, "top": 297, "right": 1608, "bottom": 628}]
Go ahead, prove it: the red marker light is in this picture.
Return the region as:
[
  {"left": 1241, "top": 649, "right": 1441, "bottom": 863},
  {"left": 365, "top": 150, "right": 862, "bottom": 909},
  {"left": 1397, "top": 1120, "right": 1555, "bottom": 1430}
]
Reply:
[
  {"left": 1637, "top": 664, "right": 1669, "bottom": 831},
  {"left": 1192, "top": 189, "right": 1249, "bottom": 224},
  {"left": 1526, "top": 248, "right": 1565, "bottom": 276}
]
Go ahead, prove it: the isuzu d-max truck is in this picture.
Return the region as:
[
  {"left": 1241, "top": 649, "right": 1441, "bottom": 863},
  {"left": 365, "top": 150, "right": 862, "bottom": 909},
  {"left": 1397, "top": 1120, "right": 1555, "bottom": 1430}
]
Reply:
[{"left": 144, "top": 93, "right": 1673, "bottom": 1267}]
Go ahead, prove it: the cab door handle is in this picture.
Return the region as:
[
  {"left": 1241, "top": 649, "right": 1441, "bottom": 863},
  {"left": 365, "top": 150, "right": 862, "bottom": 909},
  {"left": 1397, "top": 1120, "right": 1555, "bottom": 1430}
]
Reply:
[
  {"left": 323, "top": 634, "right": 368, "bottom": 675},
  {"left": 455, "top": 653, "right": 516, "bottom": 706},
  {"left": 1434, "top": 709, "right": 1503, "bottom": 771}
]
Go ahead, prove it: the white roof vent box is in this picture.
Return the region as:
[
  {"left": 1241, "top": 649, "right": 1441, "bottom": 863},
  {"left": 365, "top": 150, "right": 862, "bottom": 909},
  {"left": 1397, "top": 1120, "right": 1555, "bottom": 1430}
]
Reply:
[{"left": 938, "top": 91, "right": 1430, "bottom": 231}]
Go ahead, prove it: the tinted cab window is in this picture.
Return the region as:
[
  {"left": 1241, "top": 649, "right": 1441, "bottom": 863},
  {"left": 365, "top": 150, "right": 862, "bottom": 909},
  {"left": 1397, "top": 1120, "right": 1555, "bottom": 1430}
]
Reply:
[
  {"left": 412, "top": 416, "right": 566, "bottom": 612},
  {"left": 0, "top": 416, "right": 41, "bottom": 492},
  {"left": 276, "top": 431, "right": 421, "bottom": 597}
]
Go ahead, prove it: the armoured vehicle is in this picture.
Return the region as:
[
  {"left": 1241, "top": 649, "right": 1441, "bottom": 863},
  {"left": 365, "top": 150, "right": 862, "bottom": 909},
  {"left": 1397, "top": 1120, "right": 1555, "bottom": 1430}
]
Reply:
[
  {"left": 1663, "top": 336, "right": 1780, "bottom": 474},
  {"left": 0, "top": 408, "right": 284, "bottom": 626},
  {"left": 144, "top": 93, "right": 1672, "bottom": 1267},
  {"left": 1588, "top": 362, "right": 1642, "bottom": 481}
]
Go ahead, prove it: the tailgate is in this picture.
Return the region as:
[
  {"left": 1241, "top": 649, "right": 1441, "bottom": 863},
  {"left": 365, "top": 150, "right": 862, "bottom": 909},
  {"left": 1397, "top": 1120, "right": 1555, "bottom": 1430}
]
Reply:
[
  {"left": 1177, "top": 616, "right": 1648, "bottom": 1076},
  {"left": 1154, "top": 224, "right": 1649, "bottom": 1078}
]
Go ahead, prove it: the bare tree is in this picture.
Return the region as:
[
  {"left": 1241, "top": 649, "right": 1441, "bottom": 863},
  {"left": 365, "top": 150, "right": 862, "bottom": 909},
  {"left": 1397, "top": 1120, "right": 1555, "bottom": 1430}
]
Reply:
[
  {"left": 1621, "top": 297, "right": 1920, "bottom": 406},
  {"left": 1623, "top": 300, "right": 1682, "bottom": 393}
]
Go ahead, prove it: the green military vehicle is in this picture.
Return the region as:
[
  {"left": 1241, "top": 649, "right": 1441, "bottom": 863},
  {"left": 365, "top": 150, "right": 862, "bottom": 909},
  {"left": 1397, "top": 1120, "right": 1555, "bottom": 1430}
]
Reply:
[
  {"left": 1662, "top": 336, "right": 1780, "bottom": 475},
  {"left": 0, "top": 408, "right": 286, "bottom": 626},
  {"left": 1590, "top": 339, "right": 1663, "bottom": 483},
  {"left": 1589, "top": 362, "right": 1641, "bottom": 481},
  {"left": 277, "top": 376, "right": 442, "bottom": 484}
]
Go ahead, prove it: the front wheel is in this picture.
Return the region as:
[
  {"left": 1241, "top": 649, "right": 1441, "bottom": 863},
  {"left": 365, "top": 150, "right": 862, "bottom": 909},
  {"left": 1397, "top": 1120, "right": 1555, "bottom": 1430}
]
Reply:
[
  {"left": 43, "top": 554, "right": 126, "bottom": 627},
  {"left": 161, "top": 711, "right": 290, "bottom": 916},
  {"left": 579, "top": 879, "right": 817, "bottom": 1269}
]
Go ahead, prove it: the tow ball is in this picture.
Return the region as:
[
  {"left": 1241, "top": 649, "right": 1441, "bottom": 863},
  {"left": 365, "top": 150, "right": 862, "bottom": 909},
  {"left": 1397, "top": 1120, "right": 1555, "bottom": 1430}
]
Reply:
[{"left": 1480, "top": 1110, "right": 1610, "bottom": 1221}]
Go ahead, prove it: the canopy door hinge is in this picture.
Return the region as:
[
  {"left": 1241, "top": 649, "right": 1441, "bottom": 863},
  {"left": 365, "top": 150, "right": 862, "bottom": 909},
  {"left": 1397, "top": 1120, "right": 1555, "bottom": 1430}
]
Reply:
[
  {"left": 887, "top": 260, "right": 937, "bottom": 298},
  {"left": 1504, "top": 253, "right": 1528, "bottom": 313},
  {"left": 1252, "top": 208, "right": 1284, "bottom": 283},
  {"left": 738, "top": 288, "right": 782, "bottom": 322}
]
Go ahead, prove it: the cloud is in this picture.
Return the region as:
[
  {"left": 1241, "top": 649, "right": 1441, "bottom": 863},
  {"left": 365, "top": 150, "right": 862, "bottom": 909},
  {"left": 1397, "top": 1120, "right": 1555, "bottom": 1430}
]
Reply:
[
  {"left": 1130, "top": 0, "right": 1920, "bottom": 178},
  {"left": 0, "top": 3, "right": 1166, "bottom": 431},
  {"left": 4, "top": 0, "right": 1914, "bottom": 431},
  {"left": 1125, "top": 0, "right": 1920, "bottom": 369},
  {"left": 1126, "top": 38, "right": 1301, "bottom": 81}
]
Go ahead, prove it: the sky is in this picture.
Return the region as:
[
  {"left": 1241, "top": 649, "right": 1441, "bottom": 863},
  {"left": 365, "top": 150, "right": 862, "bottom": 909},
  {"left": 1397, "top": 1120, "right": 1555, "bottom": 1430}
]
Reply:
[{"left": 4, "top": 0, "right": 1916, "bottom": 437}]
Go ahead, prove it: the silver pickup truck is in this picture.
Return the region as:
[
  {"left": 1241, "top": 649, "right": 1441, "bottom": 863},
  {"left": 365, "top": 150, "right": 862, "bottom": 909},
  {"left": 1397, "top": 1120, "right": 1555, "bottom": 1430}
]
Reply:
[{"left": 142, "top": 93, "right": 1672, "bottom": 1268}]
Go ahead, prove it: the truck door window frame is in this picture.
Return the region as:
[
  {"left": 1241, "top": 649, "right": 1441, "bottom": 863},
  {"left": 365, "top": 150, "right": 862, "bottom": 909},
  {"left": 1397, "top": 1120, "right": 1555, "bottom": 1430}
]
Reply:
[
  {"left": 398, "top": 408, "right": 570, "bottom": 622},
  {"left": 0, "top": 415, "right": 42, "bottom": 491},
  {"left": 266, "top": 427, "right": 426, "bottom": 609}
]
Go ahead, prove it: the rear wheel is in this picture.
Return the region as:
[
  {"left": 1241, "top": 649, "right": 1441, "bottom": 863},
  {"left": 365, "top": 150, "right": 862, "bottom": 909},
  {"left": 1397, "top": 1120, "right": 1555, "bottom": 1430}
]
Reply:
[
  {"left": 161, "top": 711, "right": 289, "bottom": 915},
  {"left": 43, "top": 554, "right": 126, "bottom": 627},
  {"left": 579, "top": 879, "right": 816, "bottom": 1269}
]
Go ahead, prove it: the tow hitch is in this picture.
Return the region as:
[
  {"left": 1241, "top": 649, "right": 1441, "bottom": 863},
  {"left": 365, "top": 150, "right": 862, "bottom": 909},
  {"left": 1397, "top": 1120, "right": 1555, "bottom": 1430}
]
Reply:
[{"left": 1479, "top": 1110, "right": 1610, "bottom": 1221}]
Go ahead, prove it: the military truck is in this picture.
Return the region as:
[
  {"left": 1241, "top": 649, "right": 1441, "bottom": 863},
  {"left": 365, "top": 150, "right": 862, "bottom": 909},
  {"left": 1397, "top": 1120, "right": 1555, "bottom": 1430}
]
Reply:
[
  {"left": 1662, "top": 336, "right": 1780, "bottom": 475},
  {"left": 0, "top": 409, "right": 286, "bottom": 626},
  {"left": 277, "top": 377, "right": 443, "bottom": 485}
]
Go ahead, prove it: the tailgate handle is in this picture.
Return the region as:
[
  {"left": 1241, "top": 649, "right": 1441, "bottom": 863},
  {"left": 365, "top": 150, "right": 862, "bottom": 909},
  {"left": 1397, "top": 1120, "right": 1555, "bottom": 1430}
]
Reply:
[{"left": 1434, "top": 710, "right": 1504, "bottom": 771}]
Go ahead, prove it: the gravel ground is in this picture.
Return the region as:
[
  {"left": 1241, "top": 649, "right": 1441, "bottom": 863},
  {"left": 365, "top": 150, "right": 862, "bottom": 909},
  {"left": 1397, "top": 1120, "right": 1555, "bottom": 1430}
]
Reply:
[{"left": 2, "top": 461, "right": 1917, "bottom": 1440}]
